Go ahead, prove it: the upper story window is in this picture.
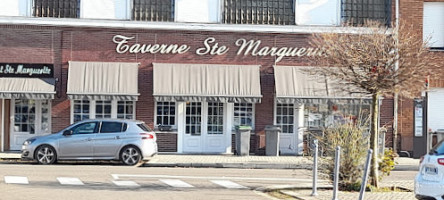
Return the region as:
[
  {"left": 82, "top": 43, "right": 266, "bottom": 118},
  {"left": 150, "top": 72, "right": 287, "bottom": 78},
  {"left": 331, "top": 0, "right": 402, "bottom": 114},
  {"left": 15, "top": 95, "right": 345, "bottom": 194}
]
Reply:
[
  {"left": 133, "top": 0, "right": 175, "bottom": 22},
  {"left": 222, "top": 0, "right": 295, "bottom": 25},
  {"left": 423, "top": 2, "right": 444, "bottom": 50},
  {"left": 33, "top": 0, "right": 80, "bottom": 18},
  {"left": 341, "top": 0, "right": 391, "bottom": 26}
]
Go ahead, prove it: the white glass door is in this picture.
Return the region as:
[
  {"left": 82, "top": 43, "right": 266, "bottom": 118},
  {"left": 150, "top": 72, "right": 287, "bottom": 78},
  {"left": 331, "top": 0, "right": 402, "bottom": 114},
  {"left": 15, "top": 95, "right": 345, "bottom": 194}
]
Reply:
[
  {"left": 275, "top": 103, "right": 298, "bottom": 155},
  {"left": 182, "top": 102, "right": 226, "bottom": 153},
  {"left": 10, "top": 99, "right": 51, "bottom": 150},
  {"left": 183, "top": 102, "right": 203, "bottom": 152},
  {"left": 204, "top": 102, "right": 225, "bottom": 152}
]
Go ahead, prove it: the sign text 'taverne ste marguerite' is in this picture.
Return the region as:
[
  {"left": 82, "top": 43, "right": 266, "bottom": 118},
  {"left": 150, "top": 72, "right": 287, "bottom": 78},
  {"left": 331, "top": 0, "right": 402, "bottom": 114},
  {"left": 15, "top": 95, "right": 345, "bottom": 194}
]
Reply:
[{"left": 112, "top": 35, "right": 322, "bottom": 63}]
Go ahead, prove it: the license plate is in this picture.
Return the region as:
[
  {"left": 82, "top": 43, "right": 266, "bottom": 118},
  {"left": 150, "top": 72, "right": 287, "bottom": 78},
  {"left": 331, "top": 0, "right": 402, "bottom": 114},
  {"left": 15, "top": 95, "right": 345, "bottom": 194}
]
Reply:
[{"left": 425, "top": 166, "right": 438, "bottom": 175}]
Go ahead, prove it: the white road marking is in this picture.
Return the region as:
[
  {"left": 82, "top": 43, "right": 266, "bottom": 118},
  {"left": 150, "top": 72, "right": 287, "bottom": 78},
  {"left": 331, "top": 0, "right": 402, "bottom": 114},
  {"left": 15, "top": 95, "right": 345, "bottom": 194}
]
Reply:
[
  {"left": 4, "top": 176, "right": 29, "bottom": 184},
  {"left": 159, "top": 179, "right": 194, "bottom": 188},
  {"left": 112, "top": 174, "right": 326, "bottom": 182},
  {"left": 112, "top": 181, "right": 140, "bottom": 187},
  {"left": 210, "top": 180, "right": 248, "bottom": 189},
  {"left": 57, "top": 177, "right": 84, "bottom": 185}
]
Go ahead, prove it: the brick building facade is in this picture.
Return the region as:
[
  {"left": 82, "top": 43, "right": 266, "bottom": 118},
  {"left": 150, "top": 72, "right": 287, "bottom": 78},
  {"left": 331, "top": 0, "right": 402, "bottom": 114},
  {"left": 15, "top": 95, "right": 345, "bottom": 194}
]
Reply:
[
  {"left": 0, "top": 23, "right": 386, "bottom": 154},
  {"left": 4, "top": 0, "right": 441, "bottom": 157}
]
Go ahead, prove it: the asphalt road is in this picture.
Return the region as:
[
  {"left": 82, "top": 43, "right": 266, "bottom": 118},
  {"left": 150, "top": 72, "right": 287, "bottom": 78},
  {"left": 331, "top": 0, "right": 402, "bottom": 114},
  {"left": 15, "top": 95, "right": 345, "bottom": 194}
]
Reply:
[{"left": 0, "top": 163, "right": 316, "bottom": 200}]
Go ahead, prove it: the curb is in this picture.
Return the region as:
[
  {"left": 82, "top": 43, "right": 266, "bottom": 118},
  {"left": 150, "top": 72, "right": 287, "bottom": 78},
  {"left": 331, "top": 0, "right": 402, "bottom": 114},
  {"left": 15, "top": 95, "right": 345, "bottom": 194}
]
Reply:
[
  {"left": 393, "top": 165, "right": 419, "bottom": 171},
  {"left": 143, "top": 162, "right": 312, "bottom": 169},
  {"left": 255, "top": 185, "right": 333, "bottom": 192}
]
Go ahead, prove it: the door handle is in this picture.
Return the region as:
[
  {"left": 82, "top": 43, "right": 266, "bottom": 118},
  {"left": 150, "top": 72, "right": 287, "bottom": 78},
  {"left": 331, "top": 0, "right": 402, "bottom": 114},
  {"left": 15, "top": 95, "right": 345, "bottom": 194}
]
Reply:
[
  {"left": 86, "top": 138, "right": 92, "bottom": 141},
  {"left": 115, "top": 136, "right": 120, "bottom": 139}
]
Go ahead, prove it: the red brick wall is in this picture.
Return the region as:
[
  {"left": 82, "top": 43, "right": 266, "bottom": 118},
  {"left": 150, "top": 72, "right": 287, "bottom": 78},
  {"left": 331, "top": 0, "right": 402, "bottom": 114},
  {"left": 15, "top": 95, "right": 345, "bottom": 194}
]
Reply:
[
  {"left": 398, "top": 0, "right": 444, "bottom": 152},
  {"left": 380, "top": 98, "right": 394, "bottom": 147},
  {"left": 156, "top": 133, "right": 177, "bottom": 152}
]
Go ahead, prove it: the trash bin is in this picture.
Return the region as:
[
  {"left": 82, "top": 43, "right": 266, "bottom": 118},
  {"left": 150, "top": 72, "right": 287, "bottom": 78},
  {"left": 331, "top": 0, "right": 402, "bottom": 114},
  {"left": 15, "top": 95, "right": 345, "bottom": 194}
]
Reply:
[
  {"left": 265, "top": 125, "right": 281, "bottom": 156},
  {"left": 235, "top": 126, "right": 252, "bottom": 156}
]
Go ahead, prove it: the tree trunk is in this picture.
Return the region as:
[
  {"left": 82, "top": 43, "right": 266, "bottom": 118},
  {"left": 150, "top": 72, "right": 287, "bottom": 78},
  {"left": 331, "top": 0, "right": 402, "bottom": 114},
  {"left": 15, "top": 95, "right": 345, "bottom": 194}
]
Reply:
[{"left": 369, "top": 92, "right": 380, "bottom": 188}]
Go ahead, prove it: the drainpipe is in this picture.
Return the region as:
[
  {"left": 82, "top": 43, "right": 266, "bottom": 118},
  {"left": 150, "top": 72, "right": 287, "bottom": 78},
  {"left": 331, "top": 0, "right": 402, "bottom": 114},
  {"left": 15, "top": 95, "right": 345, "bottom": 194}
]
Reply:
[
  {"left": 1, "top": 99, "right": 4, "bottom": 152},
  {"left": 393, "top": 0, "right": 400, "bottom": 153}
]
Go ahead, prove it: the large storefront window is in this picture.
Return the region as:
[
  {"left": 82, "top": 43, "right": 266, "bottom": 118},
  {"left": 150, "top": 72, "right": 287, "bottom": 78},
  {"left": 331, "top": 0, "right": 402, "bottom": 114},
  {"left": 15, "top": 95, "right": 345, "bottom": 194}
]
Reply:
[
  {"left": 233, "top": 103, "right": 254, "bottom": 128},
  {"left": 71, "top": 100, "right": 135, "bottom": 123},
  {"left": 155, "top": 102, "right": 176, "bottom": 127},
  {"left": 14, "top": 99, "right": 52, "bottom": 134},
  {"left": 304, "top": 102, "right": 370, "bottom": 129},
  {"left": 117, "top": 101, "right": 134, "bottom": 119},
  {"left": 73, "top": 100, "right": 90, "bottom": 123},
  {"left": 95, "top": 100, "right": 112, "bottom": 119},
  {"left": 14, "top": 99, "right": 36, "bottom": 133}
]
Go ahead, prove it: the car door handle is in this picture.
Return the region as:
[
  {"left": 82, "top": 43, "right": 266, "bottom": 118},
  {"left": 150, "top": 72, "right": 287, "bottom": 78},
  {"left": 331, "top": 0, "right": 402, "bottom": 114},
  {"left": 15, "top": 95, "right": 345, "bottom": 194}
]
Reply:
[
  {"left": 86, "top": 138, "right": 92, "bottom": 141},
  {"left": 115, "top": 136, "right": 120, "bottom": 139}
]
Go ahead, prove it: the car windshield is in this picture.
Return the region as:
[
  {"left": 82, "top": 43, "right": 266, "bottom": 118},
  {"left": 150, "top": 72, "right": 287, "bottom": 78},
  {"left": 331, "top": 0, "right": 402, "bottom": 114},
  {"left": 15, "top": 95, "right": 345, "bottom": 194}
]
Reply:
[
  {"left": 137, "top": 123, "right": 153, "bottom": 132},
  {"left": 430, "top": 139, "right": 444, "bottom": 155}
]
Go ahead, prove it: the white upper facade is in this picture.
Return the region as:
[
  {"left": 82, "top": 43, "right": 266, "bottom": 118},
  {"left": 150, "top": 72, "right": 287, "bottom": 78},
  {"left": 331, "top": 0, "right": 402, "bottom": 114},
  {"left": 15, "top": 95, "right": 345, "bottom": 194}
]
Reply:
[{"left": 0, "top": 0, "right": 390, "bottom": 27}]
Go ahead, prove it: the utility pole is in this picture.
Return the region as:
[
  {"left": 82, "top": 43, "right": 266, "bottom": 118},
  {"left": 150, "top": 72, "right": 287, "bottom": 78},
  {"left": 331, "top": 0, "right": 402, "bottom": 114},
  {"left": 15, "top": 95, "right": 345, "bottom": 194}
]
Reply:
[{"left": 393, "top": 0, "right": 400, "bottom": 153}]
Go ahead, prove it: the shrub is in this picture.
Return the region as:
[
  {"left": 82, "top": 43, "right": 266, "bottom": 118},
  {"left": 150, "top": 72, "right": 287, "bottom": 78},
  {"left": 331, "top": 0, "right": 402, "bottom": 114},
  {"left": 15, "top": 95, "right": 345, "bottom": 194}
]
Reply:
[
  {"left": 315, "top": 113, "right": 370, "bottom": 190},
  {"left": 379, "top": 148, "right": 397, "bottom": 180}
]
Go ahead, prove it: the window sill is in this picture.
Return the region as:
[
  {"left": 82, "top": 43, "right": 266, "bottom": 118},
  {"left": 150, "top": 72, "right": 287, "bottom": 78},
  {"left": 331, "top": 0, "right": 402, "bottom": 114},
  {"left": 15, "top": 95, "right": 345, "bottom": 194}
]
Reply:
[{"left": 429, "top": 48, "right": 444, "bottom": 52}]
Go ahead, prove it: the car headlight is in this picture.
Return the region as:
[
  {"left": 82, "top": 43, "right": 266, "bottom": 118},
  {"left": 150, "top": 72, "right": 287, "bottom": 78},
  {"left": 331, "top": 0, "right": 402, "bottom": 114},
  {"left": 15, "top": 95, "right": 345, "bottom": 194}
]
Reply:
[{"left": 23, "top": 139, "right": 36, "bottom": 145}]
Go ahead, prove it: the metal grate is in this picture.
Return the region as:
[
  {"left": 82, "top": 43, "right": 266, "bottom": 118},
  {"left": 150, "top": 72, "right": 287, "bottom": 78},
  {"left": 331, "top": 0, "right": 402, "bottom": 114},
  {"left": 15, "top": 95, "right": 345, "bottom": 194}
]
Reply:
[
  {"left": 341, "top": 0, "right": 392, "bottom": 26},
  {"left": 133, "top": 0, "right": 175, "bottom": 22},
  {"left": 223, "top": 0, "right": 295, "bottom": 25},
  {"left": 33, "top": 0, "right": 80, "bottom": 18}
]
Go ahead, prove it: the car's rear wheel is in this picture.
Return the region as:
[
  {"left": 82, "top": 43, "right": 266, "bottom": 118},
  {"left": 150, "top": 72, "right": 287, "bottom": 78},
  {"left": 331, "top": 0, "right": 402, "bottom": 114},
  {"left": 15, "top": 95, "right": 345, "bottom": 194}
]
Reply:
[
  {"left": 120, "top": 146, "right": 141, "bottom": 166},
  {"left": 35, "top": 145, "right": 57, "bottom": 165}
]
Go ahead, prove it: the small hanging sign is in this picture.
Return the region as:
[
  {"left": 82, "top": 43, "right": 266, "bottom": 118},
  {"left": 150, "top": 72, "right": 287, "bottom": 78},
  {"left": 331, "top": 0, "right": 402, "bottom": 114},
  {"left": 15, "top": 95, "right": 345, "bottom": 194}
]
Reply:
[{"left": 0, "top": 63, "right": 54, "bottom": 78}]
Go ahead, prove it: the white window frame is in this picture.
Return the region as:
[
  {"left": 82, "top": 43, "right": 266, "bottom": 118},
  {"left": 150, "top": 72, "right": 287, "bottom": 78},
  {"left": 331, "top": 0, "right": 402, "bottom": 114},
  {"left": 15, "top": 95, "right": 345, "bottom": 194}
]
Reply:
[
  {"left": 295, "top": 0, "right": 340, "bottom": 26},
  {"left": 70, "top": 100, "right": 136, "bottom": 124},
  {"left": 175, "top": 0, "right": 221, "bottom": 23},
  {"left": 154, "top": 101, "right": 178, "bottom": 129},
  {"left": 232, "top": 103, "right": 255, "bottom": 130}
]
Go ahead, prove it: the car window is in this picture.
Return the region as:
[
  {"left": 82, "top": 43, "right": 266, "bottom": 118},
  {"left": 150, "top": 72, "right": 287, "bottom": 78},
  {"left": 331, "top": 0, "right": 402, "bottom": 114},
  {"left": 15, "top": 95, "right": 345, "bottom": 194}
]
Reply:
[
  {"left": 137, "top": 123, "right": 152, "bottom": 132},
  {"left": 431, "top": 139, "right": 444, "bottom": 155},
  {"left": 71, "top": 122, "right": 98, "bottom": 135},
  {"left": 100, "top": 122, "right": 124, "bottom": 133}
]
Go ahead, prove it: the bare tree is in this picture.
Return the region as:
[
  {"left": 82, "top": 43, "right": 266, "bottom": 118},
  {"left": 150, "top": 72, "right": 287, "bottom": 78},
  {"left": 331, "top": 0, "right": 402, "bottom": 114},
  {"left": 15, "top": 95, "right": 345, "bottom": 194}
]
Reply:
[{"left": 309, "top": 20, "right": 442, "bottom": 187}]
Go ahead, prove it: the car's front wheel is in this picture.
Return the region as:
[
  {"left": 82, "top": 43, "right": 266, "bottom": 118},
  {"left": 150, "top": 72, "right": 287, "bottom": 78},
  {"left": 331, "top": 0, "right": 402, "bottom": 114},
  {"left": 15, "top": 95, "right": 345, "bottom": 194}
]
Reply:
[
  {"left": 120, "top": 146, "right": 141, "bottom": 166},
  {"left": 35, "top": 145, "right": 57, "bottom": 164}
]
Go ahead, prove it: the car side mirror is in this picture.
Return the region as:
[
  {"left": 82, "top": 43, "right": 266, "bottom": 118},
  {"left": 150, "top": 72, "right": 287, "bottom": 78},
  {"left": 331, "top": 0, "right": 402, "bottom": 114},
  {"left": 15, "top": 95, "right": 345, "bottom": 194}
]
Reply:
[{"left": 63, "top": 130, "right": 73, "bottom": 136}]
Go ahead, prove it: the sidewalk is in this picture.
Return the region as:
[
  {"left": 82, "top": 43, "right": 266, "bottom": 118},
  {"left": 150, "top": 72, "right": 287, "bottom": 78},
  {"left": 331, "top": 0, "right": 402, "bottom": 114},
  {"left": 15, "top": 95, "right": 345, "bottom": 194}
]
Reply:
[
  {"left": 144, "top": 154, "right": 314, "bottom": 169},
  {"left": 0, "top": 152, "right": 419, "bottom": 170}
]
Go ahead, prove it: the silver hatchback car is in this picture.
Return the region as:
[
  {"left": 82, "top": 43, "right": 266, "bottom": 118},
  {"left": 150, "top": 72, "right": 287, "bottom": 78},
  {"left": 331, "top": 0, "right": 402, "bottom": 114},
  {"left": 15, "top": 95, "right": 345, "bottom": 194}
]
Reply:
[{"left": 21, "top": 119, "right": 158, "bottom": 166}]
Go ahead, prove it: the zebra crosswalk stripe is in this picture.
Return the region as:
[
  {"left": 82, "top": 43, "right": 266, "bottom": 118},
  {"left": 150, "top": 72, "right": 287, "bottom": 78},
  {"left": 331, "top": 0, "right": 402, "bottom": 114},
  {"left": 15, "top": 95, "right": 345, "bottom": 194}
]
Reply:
[
  {"left": 159, "top": 179, "right": 194, "bottom": 188},
  {"left": 210, "top": 180, "right": 248, "bottom": 189},
  {"left": 4, "top": 176, "right": 29, "bottom": 184},
  {"left": 57, "top": 177, "right": 84, "bottom": 185},
  {"left": 112, "top": 180, "right": 140, "bottom": 187}
]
